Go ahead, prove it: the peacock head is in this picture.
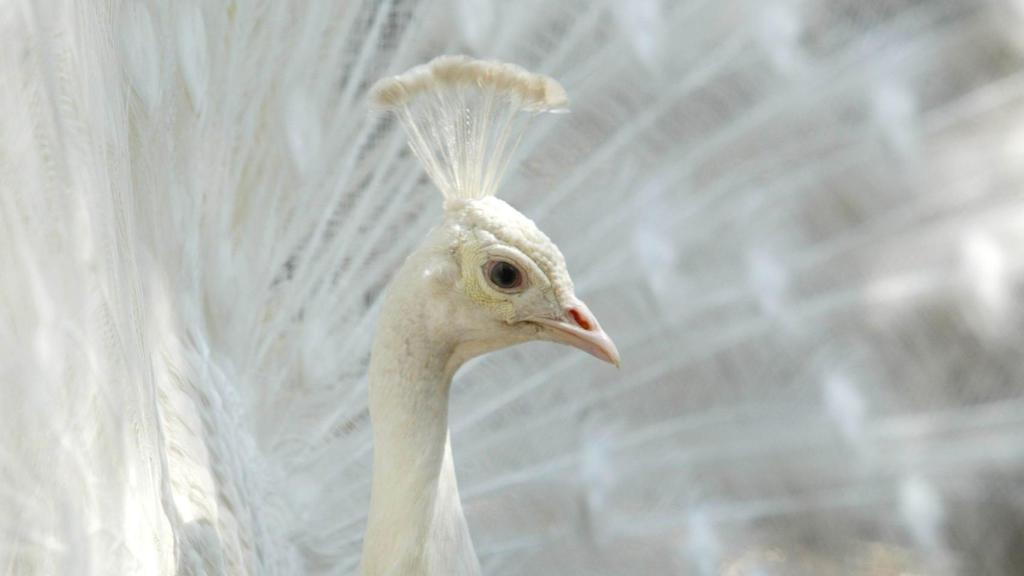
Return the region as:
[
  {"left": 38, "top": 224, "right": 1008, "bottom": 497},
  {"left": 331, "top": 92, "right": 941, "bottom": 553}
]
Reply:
[
  {"left": 373, "top": 56, "right": 619, "bottom": 367},
  {"left": 439, "top": 196, "right": 619, "bottom": 365}
]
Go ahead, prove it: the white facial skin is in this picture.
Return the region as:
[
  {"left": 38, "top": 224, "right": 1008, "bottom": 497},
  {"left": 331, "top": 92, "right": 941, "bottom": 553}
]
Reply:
[{"left": 419, "top": 197, "right": 619, "bottom": 369}]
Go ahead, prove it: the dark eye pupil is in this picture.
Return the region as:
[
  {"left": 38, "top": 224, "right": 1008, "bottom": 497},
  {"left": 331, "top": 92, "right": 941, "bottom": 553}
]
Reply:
[{"left": 490, "top": 261, "right": 521, "bottom": 289}]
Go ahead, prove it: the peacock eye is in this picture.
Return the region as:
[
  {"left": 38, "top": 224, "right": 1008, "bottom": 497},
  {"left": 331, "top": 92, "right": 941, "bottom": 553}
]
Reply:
[{"left": 485, "top": 260, "right": 525, "bottom": 292}]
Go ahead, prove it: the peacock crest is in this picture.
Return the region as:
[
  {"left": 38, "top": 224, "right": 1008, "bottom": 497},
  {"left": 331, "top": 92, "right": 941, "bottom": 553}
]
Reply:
[{"left": 371, "top": 55, "right": 568, "bottom": 204}]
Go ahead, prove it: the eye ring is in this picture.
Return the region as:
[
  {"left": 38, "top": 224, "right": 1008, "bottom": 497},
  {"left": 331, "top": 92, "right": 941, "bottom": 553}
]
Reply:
[{"left": 484, "top": 259, "right": 527, "bottom": 293}]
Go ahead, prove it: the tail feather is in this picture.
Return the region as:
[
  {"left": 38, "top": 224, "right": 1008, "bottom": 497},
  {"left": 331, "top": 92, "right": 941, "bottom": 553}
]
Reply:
[{"left": 3, "top": 0, "right": 1024, "bottom": 574}]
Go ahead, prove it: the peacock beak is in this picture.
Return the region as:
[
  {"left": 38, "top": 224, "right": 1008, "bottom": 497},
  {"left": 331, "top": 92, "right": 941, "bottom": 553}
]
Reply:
[{"left": 530, "top": 300, "right": 620, "bottom": 367}]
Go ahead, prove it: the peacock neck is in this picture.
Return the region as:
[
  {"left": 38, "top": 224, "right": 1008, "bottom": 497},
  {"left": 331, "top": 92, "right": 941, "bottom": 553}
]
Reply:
[{"left": 361, "top": 251, "right": 481, "bottom": 576}]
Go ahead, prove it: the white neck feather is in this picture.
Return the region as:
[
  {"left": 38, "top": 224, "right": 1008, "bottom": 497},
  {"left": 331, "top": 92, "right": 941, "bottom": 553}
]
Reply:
[{"left": 361, "top": 242, "right": 482, "bottom": 576}]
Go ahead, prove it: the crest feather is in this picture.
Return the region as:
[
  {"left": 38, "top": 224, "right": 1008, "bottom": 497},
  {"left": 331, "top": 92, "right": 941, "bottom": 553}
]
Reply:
[{"left": 371, "top": 55, "right": 568, "bottom": 203}]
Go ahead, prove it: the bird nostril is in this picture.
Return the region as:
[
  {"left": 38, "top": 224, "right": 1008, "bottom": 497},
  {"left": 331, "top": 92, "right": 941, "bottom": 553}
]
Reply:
[{"left": 568, "top": 307, "right": 593, "bottom": 331}]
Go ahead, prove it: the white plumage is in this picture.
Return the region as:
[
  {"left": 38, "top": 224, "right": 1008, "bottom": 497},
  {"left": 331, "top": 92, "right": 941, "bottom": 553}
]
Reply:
[
  {"left": 361, "top": 56, "right": 618, "bottom": 575},
  {"left": 3, "top": 1, "right": 1024, "bottom": 575}
]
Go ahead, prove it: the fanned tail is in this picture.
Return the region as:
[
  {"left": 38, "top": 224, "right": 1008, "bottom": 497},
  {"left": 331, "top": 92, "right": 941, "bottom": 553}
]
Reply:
[{"left": 3, "top": 1, "right": 1024, "bottom": 575}]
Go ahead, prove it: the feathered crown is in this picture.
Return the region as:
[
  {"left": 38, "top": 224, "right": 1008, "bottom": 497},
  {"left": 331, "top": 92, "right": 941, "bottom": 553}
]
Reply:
[{"left": 371, "top": 55, "right": 568, "bottom": 204}]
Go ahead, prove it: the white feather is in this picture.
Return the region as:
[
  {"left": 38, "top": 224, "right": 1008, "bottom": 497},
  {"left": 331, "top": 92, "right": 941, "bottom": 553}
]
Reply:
[{"left": 3, "top": 1, "right": 1024, "bottom": 575}]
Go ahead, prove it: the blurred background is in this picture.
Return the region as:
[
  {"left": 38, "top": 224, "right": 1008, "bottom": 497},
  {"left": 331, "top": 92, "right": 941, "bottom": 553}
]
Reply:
[
  {"left": 3, "top": 0, "right": 1024, "bottom": 574},
  {"left": 442, "top": 1, "right": 1024, "bottom": 574}
]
